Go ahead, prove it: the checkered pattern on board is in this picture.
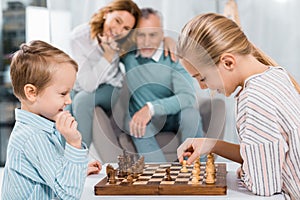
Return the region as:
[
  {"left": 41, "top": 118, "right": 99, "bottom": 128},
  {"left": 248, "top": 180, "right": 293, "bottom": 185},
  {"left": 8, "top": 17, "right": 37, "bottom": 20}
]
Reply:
[{"left": 105, "top": 163, "right": 220, "bottom": 186}]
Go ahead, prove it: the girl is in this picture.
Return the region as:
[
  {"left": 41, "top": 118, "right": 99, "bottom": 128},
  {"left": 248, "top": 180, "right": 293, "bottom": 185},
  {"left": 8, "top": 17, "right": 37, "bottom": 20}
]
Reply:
[{"left": 176, "top": 13, "right": 300, "bottom": 199}]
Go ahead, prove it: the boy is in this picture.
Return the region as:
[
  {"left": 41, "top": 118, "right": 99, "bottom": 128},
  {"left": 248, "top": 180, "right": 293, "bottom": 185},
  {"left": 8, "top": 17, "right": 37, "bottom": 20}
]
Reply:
[{"left": 1, "top": 40, "right": 101, "bottom": 200}]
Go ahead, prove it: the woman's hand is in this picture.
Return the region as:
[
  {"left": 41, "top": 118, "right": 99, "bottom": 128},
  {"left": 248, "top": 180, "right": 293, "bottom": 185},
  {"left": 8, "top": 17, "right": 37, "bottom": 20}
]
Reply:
[{"left": 97, "top": 35, "right": 119, "bottom": 63}]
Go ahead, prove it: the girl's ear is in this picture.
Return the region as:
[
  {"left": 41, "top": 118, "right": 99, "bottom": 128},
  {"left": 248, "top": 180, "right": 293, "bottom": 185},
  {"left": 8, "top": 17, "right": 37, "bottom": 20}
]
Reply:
[
  {"left": 219, "top": 53, "right": 236, "bottom": 71},
  {"left": 24, "top": 84, "right": 38, "bottom": 102}
]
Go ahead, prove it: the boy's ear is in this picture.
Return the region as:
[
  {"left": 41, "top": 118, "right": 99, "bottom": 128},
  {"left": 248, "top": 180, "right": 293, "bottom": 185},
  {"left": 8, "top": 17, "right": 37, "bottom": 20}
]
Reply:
[
  {"left": 219, "top": 53, "right": 236, "bottom": 71},
  {"left": 24, "top": 84, "right": 38, "bottom": 102}
]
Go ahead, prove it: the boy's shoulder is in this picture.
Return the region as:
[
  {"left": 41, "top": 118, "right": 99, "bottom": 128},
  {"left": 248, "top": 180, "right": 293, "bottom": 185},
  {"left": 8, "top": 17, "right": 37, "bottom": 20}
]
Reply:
[{"left": 11, "top": 109, "right": 55, "bottom": 148}]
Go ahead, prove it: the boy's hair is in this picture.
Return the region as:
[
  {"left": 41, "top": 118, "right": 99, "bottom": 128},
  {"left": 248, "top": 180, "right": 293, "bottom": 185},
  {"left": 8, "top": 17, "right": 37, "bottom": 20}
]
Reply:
[{"left": 10, "top": 40, "right": 78, "bottom": 100}]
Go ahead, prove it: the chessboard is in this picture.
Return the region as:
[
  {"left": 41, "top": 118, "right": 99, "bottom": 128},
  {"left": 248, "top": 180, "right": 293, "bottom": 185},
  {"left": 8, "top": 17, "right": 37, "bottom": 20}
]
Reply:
[{"left": 94, "top": 162, "right": 227, "bottom": 195}]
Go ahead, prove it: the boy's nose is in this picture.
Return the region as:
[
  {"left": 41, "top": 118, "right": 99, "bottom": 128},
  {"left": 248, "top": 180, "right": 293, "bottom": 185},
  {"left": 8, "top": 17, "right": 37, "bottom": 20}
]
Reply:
[{"left": 65, "top": 94, "right": 72, "bottom": 105}]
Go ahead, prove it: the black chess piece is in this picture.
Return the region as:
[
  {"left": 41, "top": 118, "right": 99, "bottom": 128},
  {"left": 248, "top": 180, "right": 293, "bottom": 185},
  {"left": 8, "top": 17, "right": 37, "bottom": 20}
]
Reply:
[
  {"left": 164, "top": 167, "right": 174, "bottom": 181},
  {"left": 109, "top": 169, "right": 117, "bottom": 184}
]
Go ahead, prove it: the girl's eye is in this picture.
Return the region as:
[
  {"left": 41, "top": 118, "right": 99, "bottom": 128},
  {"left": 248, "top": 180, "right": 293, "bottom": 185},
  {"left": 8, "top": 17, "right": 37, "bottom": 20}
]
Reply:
[{"left": 192, "top": 73, "right": 205, "bottom": 81}]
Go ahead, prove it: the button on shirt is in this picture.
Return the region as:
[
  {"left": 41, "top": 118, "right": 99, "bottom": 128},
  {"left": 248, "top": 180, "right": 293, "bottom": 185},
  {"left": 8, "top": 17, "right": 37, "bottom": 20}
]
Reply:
[{"left": 1, "top": 109, "right": 88, "bottom": 200}]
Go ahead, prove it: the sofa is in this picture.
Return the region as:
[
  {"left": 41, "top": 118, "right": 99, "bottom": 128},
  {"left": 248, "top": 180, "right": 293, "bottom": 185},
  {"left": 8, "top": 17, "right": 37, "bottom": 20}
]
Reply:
[{"left": 91, "top": 95, "right": 226, "bottom": 163}]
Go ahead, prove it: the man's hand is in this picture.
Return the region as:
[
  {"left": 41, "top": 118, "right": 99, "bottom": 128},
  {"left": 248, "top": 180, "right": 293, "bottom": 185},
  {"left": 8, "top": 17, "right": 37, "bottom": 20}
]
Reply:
[
  {"left": 129, "top": 105, "right": 152, "bottom": 138},
  {"left": 87, "top": 160, "right": 102, "bottom": 176},
  {"left": 55, "top": 111, "right": 82, "bottom": 149}
]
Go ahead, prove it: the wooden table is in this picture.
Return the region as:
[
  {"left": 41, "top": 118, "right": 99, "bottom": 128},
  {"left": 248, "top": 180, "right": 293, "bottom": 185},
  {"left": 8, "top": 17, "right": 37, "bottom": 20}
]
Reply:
[{"left": 81, "top": 162, "right": 284, "bottom": 200}]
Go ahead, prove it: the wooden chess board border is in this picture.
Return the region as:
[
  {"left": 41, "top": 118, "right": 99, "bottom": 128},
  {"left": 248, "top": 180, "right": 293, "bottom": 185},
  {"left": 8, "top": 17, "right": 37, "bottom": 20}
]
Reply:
[{"left": 94, "top": 162, "right": 227, "bottom": 195}]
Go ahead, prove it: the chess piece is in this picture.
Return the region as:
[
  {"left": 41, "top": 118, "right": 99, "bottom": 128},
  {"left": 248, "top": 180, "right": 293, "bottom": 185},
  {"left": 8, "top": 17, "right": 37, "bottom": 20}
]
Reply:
[
  {"left": 205, "top": 153, "right": 216, "bottom": 184},
  {"left": 131, "top": 165, "right": 139, "bottom": 179},
  {"left": 193, "top": 162, "right": 201, "bottom": 181},
  {"left": 117, "top": 156, "right": 126, "bottom": 177},
  {"left": 180, "top": 160, "right": 188, "bottom": 173},
  {"left": 106, "top": 164, "right": 114, "bottom": 182},
  {"left": 191, "top": 169, "right": 199, "bottom": 184},
  {"left": 206, "top": 153, "right": 216, "bottom": 173},
  {"left": 164, "top": 167, "right": 174, "bottom": 181},
  {"left": 109, "top": 169, "right": 117, "bottom": 184},
  {"left": 126, "top": 174, "right": 133, "bottom": 184},
  {"left": 195, "top": 157, "right": 201, "bottom": 165},
  {"left": 205, "top": 172, "right": 215, "bottom": 184}
]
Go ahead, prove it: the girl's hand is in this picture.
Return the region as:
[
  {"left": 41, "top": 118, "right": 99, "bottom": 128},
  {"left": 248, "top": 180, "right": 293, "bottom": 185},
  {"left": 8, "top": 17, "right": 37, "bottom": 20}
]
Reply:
[
  {"left": 87, "top": 160, "right": 102, "bottom": 176},
  {"left": 55, "top": 111, "right": 82, "bottom": 149},
  {"left": 177, "top": 138, "right": 217, "bottom": 165}
]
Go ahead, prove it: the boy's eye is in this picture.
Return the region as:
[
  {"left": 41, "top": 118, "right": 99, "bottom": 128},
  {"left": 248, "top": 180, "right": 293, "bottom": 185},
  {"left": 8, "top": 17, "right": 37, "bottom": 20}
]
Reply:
[{"left": 61, "top": 92, "right": 67, "bottom": 96}]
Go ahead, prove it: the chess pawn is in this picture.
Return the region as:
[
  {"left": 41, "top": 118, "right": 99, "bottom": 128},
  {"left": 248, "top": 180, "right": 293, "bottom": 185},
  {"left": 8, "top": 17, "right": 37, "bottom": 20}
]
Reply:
[
  {"left": 126, "top": 174, "right": 133, "bottom": 184},
  {"left": 194, "top": 162, "right": 200, "bottom": 172},
  {"left": 207, "top": 153, "right": 215, "bottom": 165},
  {"left": 193, "top": 164, "right": 201, "bottom": 181},
  {"left": 206, "top": 164, "right": 215, "bottom": 174},
  {"left": 191, "top": 169, "right": 199, "bottom": 184},
  {"left": 205, "top": 172, "right": 215, "bottom": 184},
  {"left": 195, "top": 158, "right": 201, "bottom": 165},
  {"left": 164, "top": 167, "right": 174, "bottom": 181},
  {"left": 181, "top": 160, "right": 188, "bottom": 173}
]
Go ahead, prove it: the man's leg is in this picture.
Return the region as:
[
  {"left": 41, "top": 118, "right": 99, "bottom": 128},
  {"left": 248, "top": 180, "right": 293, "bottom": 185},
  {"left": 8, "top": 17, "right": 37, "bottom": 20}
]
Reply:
[
  {"left": 179, "top": 107, "right": 204, "bottom": 142},
  {"left": 124, "top": 115, "right": 166, "bottom": 162}
]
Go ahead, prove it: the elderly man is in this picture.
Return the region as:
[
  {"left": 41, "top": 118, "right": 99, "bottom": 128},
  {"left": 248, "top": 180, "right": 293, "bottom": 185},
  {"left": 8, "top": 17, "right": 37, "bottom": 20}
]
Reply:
[{"left": 121, "top": 8, "right": 203, "bottom": 162}]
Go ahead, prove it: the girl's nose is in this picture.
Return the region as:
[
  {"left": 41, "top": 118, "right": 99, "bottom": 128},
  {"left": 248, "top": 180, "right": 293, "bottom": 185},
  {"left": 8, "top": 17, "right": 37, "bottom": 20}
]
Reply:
[{"left": 199, "top": 82, "right": 208, "bottom": 89}]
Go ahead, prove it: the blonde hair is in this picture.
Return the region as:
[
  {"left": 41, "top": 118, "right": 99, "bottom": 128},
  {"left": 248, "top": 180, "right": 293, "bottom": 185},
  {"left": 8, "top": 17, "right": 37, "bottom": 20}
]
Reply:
[
  {"left": 89, "top": 0, "right": 141, "bottom": 53},
  {"left": 10, "top": 40, "right": 78, "bottom": 100},
  {"left": 177, "top": 13, "right": 300, "bottom": 93}
]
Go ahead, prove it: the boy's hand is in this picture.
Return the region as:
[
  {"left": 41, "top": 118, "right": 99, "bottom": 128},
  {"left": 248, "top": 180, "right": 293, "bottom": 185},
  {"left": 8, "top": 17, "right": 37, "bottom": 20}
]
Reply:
[
  {"left": 55, "top": 111, "right": 82, "bottom": 149},
  {"left": 87, "top": 160, "right": 102, "bottom": 176}
]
